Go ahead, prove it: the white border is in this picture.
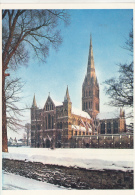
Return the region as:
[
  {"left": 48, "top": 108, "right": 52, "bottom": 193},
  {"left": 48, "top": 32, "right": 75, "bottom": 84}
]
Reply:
[{"left": 1, "top": 3, "right": 135, "bottom": 195}]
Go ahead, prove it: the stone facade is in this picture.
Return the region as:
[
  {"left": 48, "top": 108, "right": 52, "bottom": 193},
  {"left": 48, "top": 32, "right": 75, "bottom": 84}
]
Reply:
[
  {"left": 30, "top": 36, "right": 126, "bottom": 148},
  {"left": 31, "top": 87, "right": 92, "bottom": 148}
]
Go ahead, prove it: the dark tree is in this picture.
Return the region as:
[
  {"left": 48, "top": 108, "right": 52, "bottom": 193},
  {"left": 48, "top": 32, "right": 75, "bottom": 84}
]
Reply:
[
  {"left": 2, "top": 9, "right": 69, "bottom": 152},
  {"left": 104, "top": 28, "right": 133, "bottom": 125}
]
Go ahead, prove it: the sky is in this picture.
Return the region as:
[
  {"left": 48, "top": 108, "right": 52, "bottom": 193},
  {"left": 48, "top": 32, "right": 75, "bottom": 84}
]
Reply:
[{"left": 7, "top": 9, "right": 133, "bottom": 139}]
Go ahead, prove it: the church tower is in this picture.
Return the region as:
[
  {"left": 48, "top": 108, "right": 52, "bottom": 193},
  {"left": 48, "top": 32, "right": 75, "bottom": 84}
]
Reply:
[
  {"left": 63, "top": 86, "right": 72, "bottom": 117},
  {"left": 82, "top": 35, "right": 100, "bottom": 119}
]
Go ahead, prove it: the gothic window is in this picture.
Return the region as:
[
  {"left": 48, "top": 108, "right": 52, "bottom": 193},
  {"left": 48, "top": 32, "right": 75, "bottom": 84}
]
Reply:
[
  {"left": 101, "top": 122, "right": 105, "bottom": 134},
  {"left": 31, "top": 139, "right": 35, "bottom": 144},
  {"left": 97, "top": 90, "right": 99, "bottom": 98},
  {"left": 90, "top": 101, "right": 92, "bottom": 109},
  {"left": 52, "top": 116, "right": 54, "bottom": 129},
  {"left": 50, "top": 104, "right": 52, "bottom": 110},
  {"left": 45, "top": 117, "right": 47, "bottom": 129},
  {"left": 113, "top": 121, "right": 118, "bottom": 134},
  {"left": 84, "top": 102, "right": 85, "bottom": 110},
  {"left": 37, "top": 124, "right": 40, "bottom": 130},
  {"left": 57, "top": 123, "right": 60, "bottom": 129},
  {"left": 86, "top": 91, "right": 88, "bottom": 97},
  {"left": 48, "top": 105, "right": 49, "bottom": 111},
  {"left": 96, "top": 103, "right": 99, "bottom": 111},
  {"left": 31, "top": 113, "right": 34, "bottom": 120},
  {"left": 57, "top": 133, "right": 61, "bottom": 140},
  {"left": 48, "top": 114, "right": 51, "bottom": 129},
  {"left": 86, "top": 102, "right": 88, "bottom": 109},
  {"left": 107, "top": 122, "right": 111, "bottom": 134},
  {"left": 31, "top": 132, "right": 35, "bottom": 137},
  {"left": 89, "top": 90, "right": 91, "bottom": 96},
  {"left": 52, "top": 104, "right": 53, "bottom": 110},
  {"left": 89, "top": 102, "right": 90, "bottom": 108},
  {"left": 84, "top": 91, "right": 85, "bottom": 97},
  {"left": 60, "top": 122, "right": 62, "bottom": 129}
]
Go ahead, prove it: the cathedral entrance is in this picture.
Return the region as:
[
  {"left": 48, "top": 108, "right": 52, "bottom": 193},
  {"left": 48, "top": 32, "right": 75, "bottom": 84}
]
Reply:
[
  {"left": 57, "top": 142, "right": 61, "bottom": 148},
  {"left": 46, "top": 139, "right": 51, "bottom": 148},
  {"left": 85, "top": 143, "right": 90, "bottom": 148}
]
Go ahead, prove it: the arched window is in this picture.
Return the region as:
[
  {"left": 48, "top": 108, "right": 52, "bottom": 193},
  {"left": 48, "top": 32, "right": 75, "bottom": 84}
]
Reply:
[
  {"left": 86, "top": 102, "right": 88, "bottom": 109},
  {"left": 45, "top": 117, "right": 47, "bottom": 129},
  {"left": 48, "top": 114, "right": 51, "bottom": 129},
  {"left": 52, "top": 116, "right": 54, "bottom": 129},
  {"left": 96, "top": 103, "right": 99, "bottom": 111},
  {"left": 84, "top": 102, "right": 85, "bottom": 110},
  {"left": 31, "top": 132, "right": 35, "bottom": 137},
  {"left": 89, "top": 90, "right": 91, "bottom": 96},
  {"left": 107, "top": 122, "right": 111, "bottom": 134},
  {"left": 101, "top": 122, "right": 105, "bottom": 134},
  {"left": 86, "top": 91, "right": 88, "bottom": 97},
  {"left": 46, "top": 105, "right": 47, "bottom": 111},
  {"left": 57, "top": 123, "right": 60, "bottom": 129},
  {"left": 89, "top": 102, "right": 90, "bottom": 108},
  {"left": 60, "top": 122, "right": 62, "bottom": 129},
  {"left": 37, "top": 124, "right": 40, "bottom": 130},
  {"left": 113, "top": 121, "right": 118, "bottom": 134}
]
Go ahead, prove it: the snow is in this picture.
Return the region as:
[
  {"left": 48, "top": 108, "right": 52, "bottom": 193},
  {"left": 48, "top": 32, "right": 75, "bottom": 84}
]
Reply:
[
  {"left": 71, "top": 125, "right": 92, "bottom": 132},
  {"left": 72, "top": 107, "right": 91, "bottom": 119},
  {"left": 2, "top": 147, "right": 134, "bottom": 172},
  {"left": 2, "top": 171, "right": 67, "bottom": 190},
  {"left": 96, "top": 111, "right": 120, "bottom": 120},
  {"left": 53, "top": 100, "right": 63, "bottom": 107}
]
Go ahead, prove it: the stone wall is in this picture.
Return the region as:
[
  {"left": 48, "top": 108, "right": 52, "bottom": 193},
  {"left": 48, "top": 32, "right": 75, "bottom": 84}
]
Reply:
[
  {"left": 70, "top": 134, "right": 133, "bottom": 149},
  {"left": 2, "top": 159, "right": 133, "bottom": 189}
]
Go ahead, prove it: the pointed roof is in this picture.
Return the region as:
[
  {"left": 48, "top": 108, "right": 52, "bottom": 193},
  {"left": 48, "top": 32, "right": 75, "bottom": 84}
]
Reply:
[
  {"left": 45, "top": 94, "right": 63, "bottom": 108},
  {"left": 32, "top": 94, "right": 37, "bottom": 108},
  {"left": 64, "top": 86, "right": 71, "bottom": 102},
  {"left": 86, "top": 34, "right": 97, "bottom": 81},
  {"left": 88, "top": 34, "right": 95, "bottom": 69}
]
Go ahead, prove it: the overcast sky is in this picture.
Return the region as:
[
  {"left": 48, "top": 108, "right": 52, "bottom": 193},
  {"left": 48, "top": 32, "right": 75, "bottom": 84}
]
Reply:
[{"left": 7, "top": 9, "right": 133, "bottom": 139}]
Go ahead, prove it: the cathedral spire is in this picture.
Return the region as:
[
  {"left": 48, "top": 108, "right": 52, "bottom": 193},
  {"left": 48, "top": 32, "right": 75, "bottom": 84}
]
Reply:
[
  {"left": 32, "top": 94, "right": 37, "bottom": 108},
  {"left": 87, "top": 34, "right": 96, "bottom": 79},
  {"left": 64, "top": 86, "right": 71, "bottom": 102},
  {"left": 88, "top": 35, "right": 95, "bottom": 68}
]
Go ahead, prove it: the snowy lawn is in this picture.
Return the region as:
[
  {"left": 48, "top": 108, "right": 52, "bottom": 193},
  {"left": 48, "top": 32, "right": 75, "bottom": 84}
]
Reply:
[
  {"left": 2, "top": 147, "right": 134, "bottom": 171},
  {"left": 2, "top": 171, "right": 68, "bottom": 190}
]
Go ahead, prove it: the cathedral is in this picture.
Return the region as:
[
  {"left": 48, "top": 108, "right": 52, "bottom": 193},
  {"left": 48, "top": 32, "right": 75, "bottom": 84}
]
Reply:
[{"left": 31, "top": 36, "right": 126, "bottom": 148}]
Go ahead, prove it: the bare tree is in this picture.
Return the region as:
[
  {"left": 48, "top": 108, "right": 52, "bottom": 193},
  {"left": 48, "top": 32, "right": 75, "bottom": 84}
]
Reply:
[
  {"left": 104, "top": 62, "right": 133, "bottom": 108},
  {"left": 5, "top": 77, "right": 27, "bottom": 132},
  {"left": 104, "top": 28, "right": 133, "bottom": 128},
  {"left": 2, "top": 9, "right": 70, "bottom": 152}
]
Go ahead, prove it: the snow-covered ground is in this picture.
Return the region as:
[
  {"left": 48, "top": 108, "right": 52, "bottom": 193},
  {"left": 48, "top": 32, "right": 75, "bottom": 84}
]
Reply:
[
  {"left": 2, "top": 171, "right": 68, "bottom": 190},
  {"left": 2, "top": 147, "right": 134, "bottom": 171}
]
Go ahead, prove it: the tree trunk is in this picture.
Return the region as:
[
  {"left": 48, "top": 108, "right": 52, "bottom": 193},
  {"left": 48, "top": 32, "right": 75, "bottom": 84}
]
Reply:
[{"left": 2, "top": 68, "right": 8, "bottom": 152}]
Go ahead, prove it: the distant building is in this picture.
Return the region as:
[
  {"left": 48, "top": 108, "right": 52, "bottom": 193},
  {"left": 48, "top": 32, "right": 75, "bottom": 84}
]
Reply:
[{"left": 30, "top": 35, "right": 126, "bottom": 148}]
